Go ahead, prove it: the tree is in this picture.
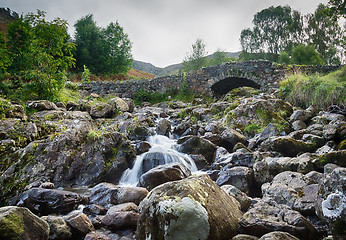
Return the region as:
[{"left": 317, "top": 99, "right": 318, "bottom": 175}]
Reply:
[
  {"left": 239, "top": 5, "right": 304, "bottom": 61},
  {"left": 325, "top": 0, "right": 346, "bottom": 19},
  {"left": 278, "top": 51, "right": 291, "bottom": 64},
  {"left": 5, "top": 10, "right": 75, "bottom": 100},
  {"left": 74, "top": 14, "right": 133, "bottom": 75},
  {"left": 291, "top": 44, "right": 323, "bottom": 65},
  {"left": 305, "top": 4, "right": 344, "bottom": 64},
  {"left": 182, "top": 38, "right": 208, "bottom": 72},
  {"left": 210, "top": 49, "right": 229, "bottom": 66}
]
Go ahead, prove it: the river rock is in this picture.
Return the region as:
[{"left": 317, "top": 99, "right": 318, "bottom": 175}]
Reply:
[
  {"left": 232, "top": 234, "right": 259, "bottom": 240},
  {"left": 41, "top": 215, "right": 72, "bottom": 240},
  {"left": 139, "top": 162, "right": 191, "bottom": 191},
  {"left": 221, "top": 128, "right": 248, "bottom": 152},
  {"left": 238, "top": 198, "right": 317, "bottom": 239},
  {"left": 106, "top": 202, "right": 138, "bottom": 214},
  {"left": 0, "top": 206, "right": 49, "bottom": 240},
  {"left": 24, "top": 188, "right": 86, "bottom": 215},
  {"left": 83, "top": 204, "right": 107, "bottom": 216},
  {"left": 177, "top": 136, "right": 217, "bottom": 163},
  {"left": 259, "top": 231, "right": 299, "bottom": 240},
  {"left": 156, "top": 118, "right": 171, "bottom": 136},
  {"left": 84, "top": 232, "right": 111, "bottom": 240},
  {"left": 261, "top": 171, "right": 314, "bottom": 209},
  {"left": 221, "top": 185, "right": 252, "bottom": 212},
  {"left": 101, "top": 211, "right": 139, "bottom": 230},
  {"left": 260, "top": 136, "right": 317, "bottom": 157},
  {"left": 216, "top": 165, "right": 254, "bottom": 196},
  {"left": 63, "top": 211, "right": 94, "bottom": 237},
  {"left": 136, "top": 174, "right": 243, "bottom": 240},
  {"left": 90, "top": 183, "right": 148, "bottom": 206}
]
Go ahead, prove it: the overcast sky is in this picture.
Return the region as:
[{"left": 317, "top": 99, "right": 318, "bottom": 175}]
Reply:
[{"left": 2, "top": 0, "right": 328, "bottom": 67}]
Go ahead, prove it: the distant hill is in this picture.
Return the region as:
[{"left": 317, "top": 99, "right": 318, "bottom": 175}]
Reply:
[
  {"left": 0, "top": 8, "right": 18, "bottom": 33},
  {"left": 133, "top": 51, "right": 241, "bottom": 76}
]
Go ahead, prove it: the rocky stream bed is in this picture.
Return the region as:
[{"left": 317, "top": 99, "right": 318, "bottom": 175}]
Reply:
[{"left": 0, "top": 87, "right": 345, "bottom": 240}]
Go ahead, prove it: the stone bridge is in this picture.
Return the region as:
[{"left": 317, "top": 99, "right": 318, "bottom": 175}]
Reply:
[{"left": 80, "top": 60, "right": 341, "bottom": 98}]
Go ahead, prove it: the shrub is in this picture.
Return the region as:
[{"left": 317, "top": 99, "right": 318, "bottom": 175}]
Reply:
[{"left": 280, "top": 67, "right": 345, "bottom": 110}]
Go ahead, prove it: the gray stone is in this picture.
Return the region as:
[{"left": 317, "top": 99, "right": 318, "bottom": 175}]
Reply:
[
  {"left": 259, "top": 231, "right": 299, "bottom": 240},
  {"left": 101, "top": 211, "right": 139, "bottom": 230},
  {"left": 136, "top": 174, "right": 242, "bottom": 240},
  {"left": 156, "top": 118, "right": 171, "bottom": 136},
  {"left": 90, "top": 103, "right": 114, "bottom": 118},
  {"left": 41, "top": 215, "right": 72, "bottom": 240},
  {"left": 64, "top": 211, "right": 94, "bottom": 236},
  {"left": 221, "top": 185, "right": 252, "bottom": 211}
]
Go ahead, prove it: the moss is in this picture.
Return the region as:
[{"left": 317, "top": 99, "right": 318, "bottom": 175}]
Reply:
[
  {"left": 337, "top": 140, "right": 346, "bottom": 150},
  {"left": 44, "top": 114, "right": 55, "bottom": 121},
  {"left": 0, "top": 211, "right": 25, "bottom": 239}
]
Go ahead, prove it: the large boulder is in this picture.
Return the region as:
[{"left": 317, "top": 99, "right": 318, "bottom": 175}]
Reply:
[
  {"left": 216, "top": 165, "right": 254, "bottom": 196},
  {"left": 238, "top": 198, "right": 317, "bottom": 239},
  {"left": 220, "top": 128, "right": 248, "bottom": 152},
  {"left": 23, "top": 188, "right": 86, "bottom": 215},
  {"left": 139, "top": 162, "right": 191, "bottom": 191},
  {"left": 261, "top": 171, "right": 315, "bottom": 210},
  {"left": 260, "top": 136, "right": 317, "bottom": 157},
  {"left": 27, "top": 100, "right": 57, "bottom": 111},
  {"left": 63, "top": 211, "right": 94, "bottom": 237},
  {"left": 136, "top": 174, "right": 243, "bottom": 240},
  {"left": 108, "top": 97, "right": 129, "bottom": 112},
  {"left": 177, "top": 136, "right": 217, "bottom": 164},
  {"left": 315, "top": 166, "right": 346, "bottom": 238},
  {"left": 101, "top": 211, "right": 139, "bottom": 230},
  {"left": 0, "top": 206, "right": 49, "bottom": 240},
  {"left": 89, "top": 182, "right": 148, "bottom": 207},
  {"left": 41, "top": 215, "right": 72, "bottom": 240},
  {"left": 90, "top": 103, "right": 114, "bottom": 118}
]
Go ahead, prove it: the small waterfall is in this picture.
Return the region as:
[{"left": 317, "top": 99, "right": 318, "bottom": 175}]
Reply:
[{"left": 119, "top": 135, "right": 197, "bottom": 185}]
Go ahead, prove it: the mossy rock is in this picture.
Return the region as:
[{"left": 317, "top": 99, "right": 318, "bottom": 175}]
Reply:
[
  {"left": 337, "top": 139, "right": 346, "bottom": 150},
  {"left": 314, "top": 150, "right": 346, "bottom": 171},
  {"left": 0, "top": 206, "right": 49, "bottom": 240},
  {"left": 223, "top": 87, "right": 260, "bottom": 102}
]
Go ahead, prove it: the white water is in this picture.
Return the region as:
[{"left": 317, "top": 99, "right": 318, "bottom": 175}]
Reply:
[{"left": 119, "top": 135, "right": 198, "bottom": 186}]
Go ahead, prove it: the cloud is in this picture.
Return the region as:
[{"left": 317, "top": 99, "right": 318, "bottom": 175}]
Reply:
[{"left": 2, "top": 0, "right": 328, "bottom": 67}]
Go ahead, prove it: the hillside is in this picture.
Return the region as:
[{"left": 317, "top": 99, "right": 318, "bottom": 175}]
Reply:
[
  {"left": 0, "top": 8, "right": 18, "bottom": 33},
  {"left": 133, "top": 51, "right": 241, "bottom": 76}
]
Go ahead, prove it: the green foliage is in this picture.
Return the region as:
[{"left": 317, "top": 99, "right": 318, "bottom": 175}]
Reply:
[
  {"left": 182, "top": 38, "right": 208, "bottom": 72},
  {"left": 325, "top": 0, "right": 346, "bottom": 19},
  {"left": 280, "top": 67, "right": 346, "bottom": 110},
  {"left": 87, "top": 129, "right": 102, "bottom": 142},
  {"left": 0, "top": 97, "right": 13, "bottom": 120},
  {"left": 210, "top": 49, "right": 229, "bottom": 66},
  {"left": 244, "top": 123, "right": 262, "bottom": 136},
  {"left": 240, "top": 4, "right": 344, "bottom": 64},
  {"left": 3, "top": 10, "right": 75, "bottom": 102},
  {"left": 278, "top": 51, "right": 291, "bottom": 64},
  {"left": 82, "top": 65, "right": 91, "bottom": 83},
  {"left": 291, "top": 44, "right": 323, "bottom": 65},
  {"left": 74, "top": 14, "right": 133, "bottom": 75}
]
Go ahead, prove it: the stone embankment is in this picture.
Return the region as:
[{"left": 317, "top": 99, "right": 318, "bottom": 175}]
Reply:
[{"left": 0, "top": 86, "right": 345, "bottom": 239}]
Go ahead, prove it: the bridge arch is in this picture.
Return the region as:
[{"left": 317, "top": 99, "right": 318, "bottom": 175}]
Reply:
[{"left": 210, "top": 76, "right": 261, "bottom": 96}]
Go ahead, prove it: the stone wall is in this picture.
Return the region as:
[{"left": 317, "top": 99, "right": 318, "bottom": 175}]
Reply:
[{"left": 79, "top": 61, "right": 342, "bottom": 98}]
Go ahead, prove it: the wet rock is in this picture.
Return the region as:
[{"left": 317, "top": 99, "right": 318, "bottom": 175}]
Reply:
[
  {"left": 221, "top": 128, "right": 248, "bottom": 152},
  {"left": 64, "top": 211, "right": 94, "bottom": 237},
  {"left": 204, "top": 123, "right": 221, "bottom": 134},
  {"left": 106, "top": 203, "right": 138, "bottom": 214},
  {"left": 315, "top": 166, "right": 346, "bottom": 238},
  {"left": 221, "top": 185, "right": 252, "bottom": 212},
  {"left": 83, "top": 204, "right": 107, "bottom": 216},
  {"left": 173, "top": 120, "right": 192, "bottom": 135},
  {"left": 27, "top": 100, "right": 58, "bottom": 111},
  {"left": 89, "top": 183, "right": 148, "bottom": 207},
  {"left": 24, "top": 188, "right": 86, "bottom": 215},
  {"left": 108, "top": 97, "right": 129, "bottom": 112},
  {"left": 136, "top": 174, "right": 242, "bottom": 240},
  {"left": 136, "top": 141, "right": 151, "bottom": 155},
  {"left": 260, "top": 136, "right": 317, "bottom": 157},
  {"left": 156, "top": 118, "right": 171, "bottom": 136},
  {"left": 41, "top": 215, "right": 72, "bottom": 240},
  {"left": 90, "top": 103, "right": 114, "bottom": 118},
  {"left": 85, "top": 232, "right": 111, "bottom": 240},
  {"left": 0, "top": 206, "right": 49, "bottom": 240},
  {"left": 261, "top": 171, "right": 314, "bottom": 208},
  {"left": 259, "top": 231, "right": 299, "bottom": 240},
  {"left": 139, "top": 162, "right": 191, "bottom": 191},
  {"left": 216, "top": 151, "right": 255, "bottom": 168},
  {"left": 238, "top": 198, "right": 317, "bottom": 239},
  {"left": 216, "top": 165, "right": 254, "bottom": 196},
  {"left": 232, "top": 234, "right": 259, "bottom": 240},
  {"left": 177, "top": 136, "right": 217, "bottom": 164},
  {"left": 101, "top": 211, "right": 139, "bottom": 230}
]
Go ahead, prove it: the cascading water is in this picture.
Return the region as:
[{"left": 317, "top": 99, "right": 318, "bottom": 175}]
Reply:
[{"left": 119, "top": 134, "right": 198, "bottom": 185}]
